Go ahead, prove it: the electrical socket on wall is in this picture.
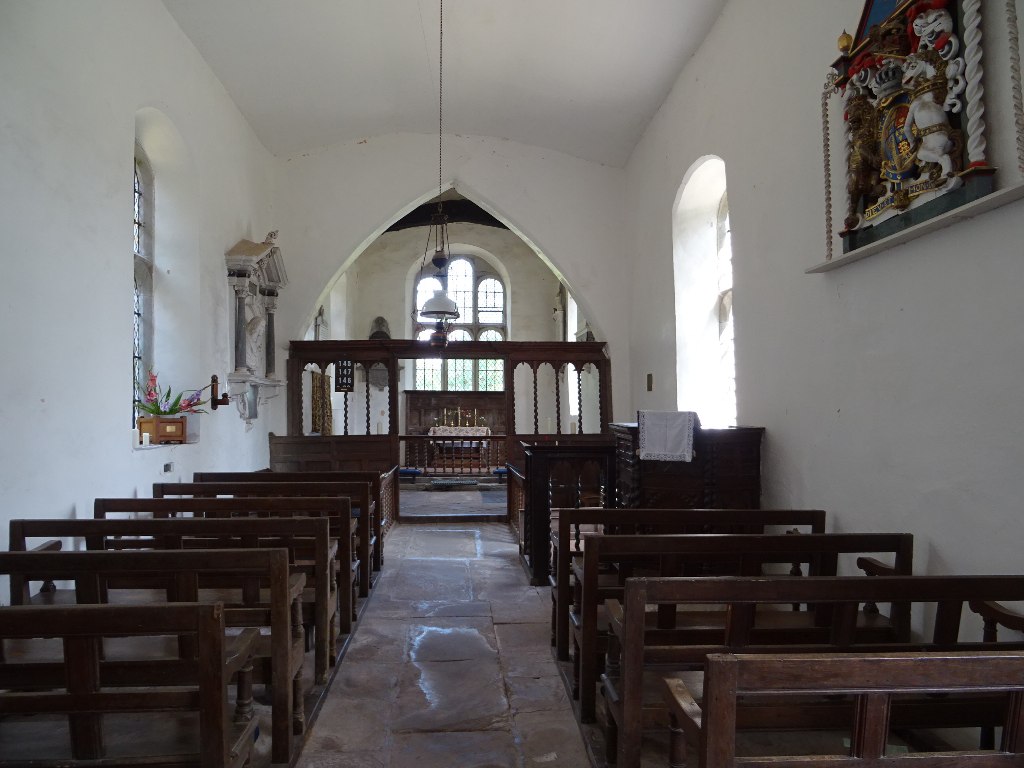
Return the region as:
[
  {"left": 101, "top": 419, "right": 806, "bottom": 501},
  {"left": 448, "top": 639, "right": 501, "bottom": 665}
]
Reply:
[
  {"left": 646, "top": 373, "right": 654, "bottom": 392},
  {"left": 162, "top": 462, "right": 174, "bottom": 474}
]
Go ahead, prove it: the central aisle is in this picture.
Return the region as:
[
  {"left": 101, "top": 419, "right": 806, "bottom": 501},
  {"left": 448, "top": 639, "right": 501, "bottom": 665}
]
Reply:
[{"left": 296, "top": 522, "right": 592, "bottom": 767}]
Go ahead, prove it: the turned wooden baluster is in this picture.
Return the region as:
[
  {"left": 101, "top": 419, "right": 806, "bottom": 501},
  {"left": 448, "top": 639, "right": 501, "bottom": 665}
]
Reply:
[
  {"left": 364, "top": 363, "right": 371, "bottom": 435},
  {"left": 555, "top": 362, "right": 562, "bottom": 434},
  {"left": 576, "top": 364, "right": 584, "bottom": 433}
]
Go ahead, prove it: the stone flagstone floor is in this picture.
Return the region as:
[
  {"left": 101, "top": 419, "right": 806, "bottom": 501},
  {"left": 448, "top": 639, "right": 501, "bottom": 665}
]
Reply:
[{"left": 296, "top": 520, "right": 593, "bottom": 768}]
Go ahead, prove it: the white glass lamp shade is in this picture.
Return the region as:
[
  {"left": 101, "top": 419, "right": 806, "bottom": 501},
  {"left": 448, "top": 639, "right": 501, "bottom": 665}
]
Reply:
[{"left": 421, "top": 289, "right": 460, "bottom": 320}]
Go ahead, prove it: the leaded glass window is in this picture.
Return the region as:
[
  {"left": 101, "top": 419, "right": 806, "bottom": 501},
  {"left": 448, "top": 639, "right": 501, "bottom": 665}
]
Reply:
[
  {"left": 133, "top": 152, "right": 154, "bottom": 425},
  {"left": 477, "top": 329, "right": 504, "bottom": 391},
  {"left": 412, "top": 256, "right": 507, "bottom": 391},
  {"left": 477, "top": 278, "right": 504, "bottom": 324},
  {"left": 414, "top": 329, "right": 443, "bottom": 389}
]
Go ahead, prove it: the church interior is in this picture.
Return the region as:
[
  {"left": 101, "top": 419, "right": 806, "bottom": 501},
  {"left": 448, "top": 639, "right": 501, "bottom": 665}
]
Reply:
[{"left": 3, "top": 0, "right": 1024, "bottom": 766}]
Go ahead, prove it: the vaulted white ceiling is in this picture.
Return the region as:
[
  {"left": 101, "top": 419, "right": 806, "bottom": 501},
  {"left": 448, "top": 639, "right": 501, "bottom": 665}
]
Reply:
[{"left": 161, "top": 0, "right": 726, "bottom": 167}]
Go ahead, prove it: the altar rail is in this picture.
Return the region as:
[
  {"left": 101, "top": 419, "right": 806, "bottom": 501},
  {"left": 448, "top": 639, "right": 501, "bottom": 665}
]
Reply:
[{"left": 401, "top": 434, "right": 506, "bottom": 476}]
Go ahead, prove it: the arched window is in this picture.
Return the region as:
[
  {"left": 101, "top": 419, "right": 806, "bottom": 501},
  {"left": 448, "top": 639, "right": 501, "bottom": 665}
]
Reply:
[
  {"left": 413, "top": 256, "right": 507, "bottom": 391},
  {"left": 132, "top": 148, "right": 154, "bottom": 425},
  {"left": 673, "top": 157, "right": 736, "bottom": 426},
  {"left": 715, "top": 193, "right": 736, "bottom": 426}
]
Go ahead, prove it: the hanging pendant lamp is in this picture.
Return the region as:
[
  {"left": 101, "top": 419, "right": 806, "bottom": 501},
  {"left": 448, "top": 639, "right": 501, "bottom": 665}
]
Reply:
[{"left": 419, "top": 0, "right": 458, "bottom": 349}]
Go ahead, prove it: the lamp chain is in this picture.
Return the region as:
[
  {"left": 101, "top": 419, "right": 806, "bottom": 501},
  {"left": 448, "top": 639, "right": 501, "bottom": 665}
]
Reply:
[{"left": 439, "top": 0, "right": 444, "bottom": 198}]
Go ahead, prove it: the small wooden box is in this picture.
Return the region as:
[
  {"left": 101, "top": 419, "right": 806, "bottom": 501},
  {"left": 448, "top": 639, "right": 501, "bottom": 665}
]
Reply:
[{"left": 137, "top": 415, "right": 187, "bottom": 445}]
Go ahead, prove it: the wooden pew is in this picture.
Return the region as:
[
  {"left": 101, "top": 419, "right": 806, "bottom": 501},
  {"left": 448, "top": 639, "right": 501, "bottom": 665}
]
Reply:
[
  {"left": 551, "top": 508, "right": 828, "bottom": 662},
  {"left": 573, "top": 531, "right": 913, "bottom": 723},
  {"left": 605, "top": 574, "right": 1024, "bottom": 768},
  {"left": 664, "top": 650, "right": 1024, "bottom": 768},
  {"left": 10, "top": 515, "right": 339, "bottom": 685},
  {"left": 192, "top": 468, "right": 399, "bottom": 565},
  {"left": 0, "top": 602, "right": 258, "bottom": 768},
  {"left": 153, "top": 480, "right": 376, "bottom": 598},
  {"left": 1, "top": 548, "right": 305, "bottom": 766},
  {"left": 93, "top": 495, "right": 357, "bottom": 634}
]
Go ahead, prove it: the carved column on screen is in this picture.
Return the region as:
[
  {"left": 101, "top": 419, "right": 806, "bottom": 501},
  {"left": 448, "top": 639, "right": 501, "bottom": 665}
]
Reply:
[
  {"left": 230, "top": 279, "right": 249, "bottom": 373},
  {"left": 554, "top": 363, "right": 562, "bottom": 434},
  {"left": 364, "top": 364, "right": 371, "bottom": 436},
  {"left": 505, "top": 358, "right": 515, "bottom": 460},
  {"left": 577, "top": 364, "right": 584, "bottom": 433},
  {"left": 532, "top": 363, "right": 540, "bottom": 434},
  {"left": 264, "top": 293, "right": 277, "bottom": 377}
]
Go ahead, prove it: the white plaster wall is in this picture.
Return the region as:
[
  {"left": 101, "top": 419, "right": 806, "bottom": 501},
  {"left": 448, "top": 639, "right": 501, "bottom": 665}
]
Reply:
[
  {"left": 273, "top": 132, "right": 629, "bottom": 417},
  {"left": 625, "top": 0, "right": 1024, "bottom": 577},
  {"left": 0, "top": 1, "right": 279, "bottom": 552}
]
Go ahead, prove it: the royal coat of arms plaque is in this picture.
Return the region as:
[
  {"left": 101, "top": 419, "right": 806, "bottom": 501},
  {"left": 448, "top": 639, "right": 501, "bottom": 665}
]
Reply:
[{"left": 830, "top": 0, "right": 994, "bottom": 253}]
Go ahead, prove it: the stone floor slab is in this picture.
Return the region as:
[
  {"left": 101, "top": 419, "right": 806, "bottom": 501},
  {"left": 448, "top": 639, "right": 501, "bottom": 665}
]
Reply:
[
  {"left": 391, "top": 658, "right": 509, "bottom": 733},
  {"left": 514, "top": 710, "right": 592, "bottom": 767},
  {"left": 506, "top": 674, "right": 570, "bottom": 714},
  {"left": 385, "top": 559, "right": 473, "bottom": 602},
  {"left": 494, "top": 621, "right": 551, "bottom": 651},
  {"left": 390, "top": 731, "right": 519, "bottom": 768},
  {"left": 404, "top": 528, "right": 482, "bottom": 559}
]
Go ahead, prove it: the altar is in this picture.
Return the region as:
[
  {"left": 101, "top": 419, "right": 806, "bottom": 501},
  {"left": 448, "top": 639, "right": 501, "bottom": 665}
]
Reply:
[{"left": 427, "top": 425, "right": 491, "bottom": 467}]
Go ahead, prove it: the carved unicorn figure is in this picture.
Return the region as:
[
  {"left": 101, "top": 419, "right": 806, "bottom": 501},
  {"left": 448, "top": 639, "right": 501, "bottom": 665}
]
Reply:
[{"left": 902, "top": 50, "right": 959, "bottom": 183}]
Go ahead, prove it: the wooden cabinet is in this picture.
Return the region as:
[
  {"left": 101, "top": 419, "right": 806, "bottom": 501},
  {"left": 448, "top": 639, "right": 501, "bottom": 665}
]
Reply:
[{"left": 610, "top": 423, "right": 763, "bottom": 509}]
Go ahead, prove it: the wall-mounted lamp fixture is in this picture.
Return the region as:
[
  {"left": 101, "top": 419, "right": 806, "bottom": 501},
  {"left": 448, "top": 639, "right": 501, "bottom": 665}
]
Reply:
[{"left": 209, "top": 374, "right": 231, "bottom": 410}]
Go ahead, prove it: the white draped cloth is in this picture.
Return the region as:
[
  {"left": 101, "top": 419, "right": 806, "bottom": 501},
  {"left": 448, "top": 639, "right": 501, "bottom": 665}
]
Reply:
[
  {"left": 638, "top": 410, "right": 700, "bottom": 462},
  {"left": 428, "top": 426, "right": 491, "bottom": 437}
]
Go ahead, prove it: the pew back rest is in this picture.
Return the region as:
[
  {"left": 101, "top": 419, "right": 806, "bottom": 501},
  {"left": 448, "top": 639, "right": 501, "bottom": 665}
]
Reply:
[
  {"left": 552, "top": 508, "right": 828, "bottom": 660},
  {"left": 695, "top": 650, "right": 1024, "bottom": 766},
  {"left": 0, "top": 548, "right": 302, "bottom": 764},
  {"left": 584, "top": 532, "right": 914, "bottom": 634},
  {"left": 607, "top": 575, "right": 1024, "bottom": 768},
  {"left": 192, "top": 468, "right": 398, "bottom": 535},
  {"left": 0, "top": 601, "right": 257, "bottom": 768},
  {"left": 1, "top": 548, "right": 299, "bottom": 623},
  {"left": 9, "top": 515, "right": 341, "bottom": 685},
  {"left": 10, "top": 515, "right": 334, "bottom": 609},
  {"left": 619, "top": 575, "right": 1024, "bottom": 662},
  {"left": 151, "top": 480, "right": 371, "bottom": 517}
]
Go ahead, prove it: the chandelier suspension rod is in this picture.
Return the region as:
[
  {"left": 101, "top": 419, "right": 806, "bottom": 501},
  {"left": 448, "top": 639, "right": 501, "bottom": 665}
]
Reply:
[{"left": 439, "top": 0, "right": 444, "bottom": 199}]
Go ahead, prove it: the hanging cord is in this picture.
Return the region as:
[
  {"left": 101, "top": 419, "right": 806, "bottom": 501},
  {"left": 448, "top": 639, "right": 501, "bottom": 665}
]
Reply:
[{"left": 439, "top": 0, "right": 444, "bottom": 198}]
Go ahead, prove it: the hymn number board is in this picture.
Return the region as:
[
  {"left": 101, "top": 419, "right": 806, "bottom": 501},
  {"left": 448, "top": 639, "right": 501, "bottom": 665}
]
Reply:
[{"left": 334, "top": 360, "right": 354, "bottom": 392}]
